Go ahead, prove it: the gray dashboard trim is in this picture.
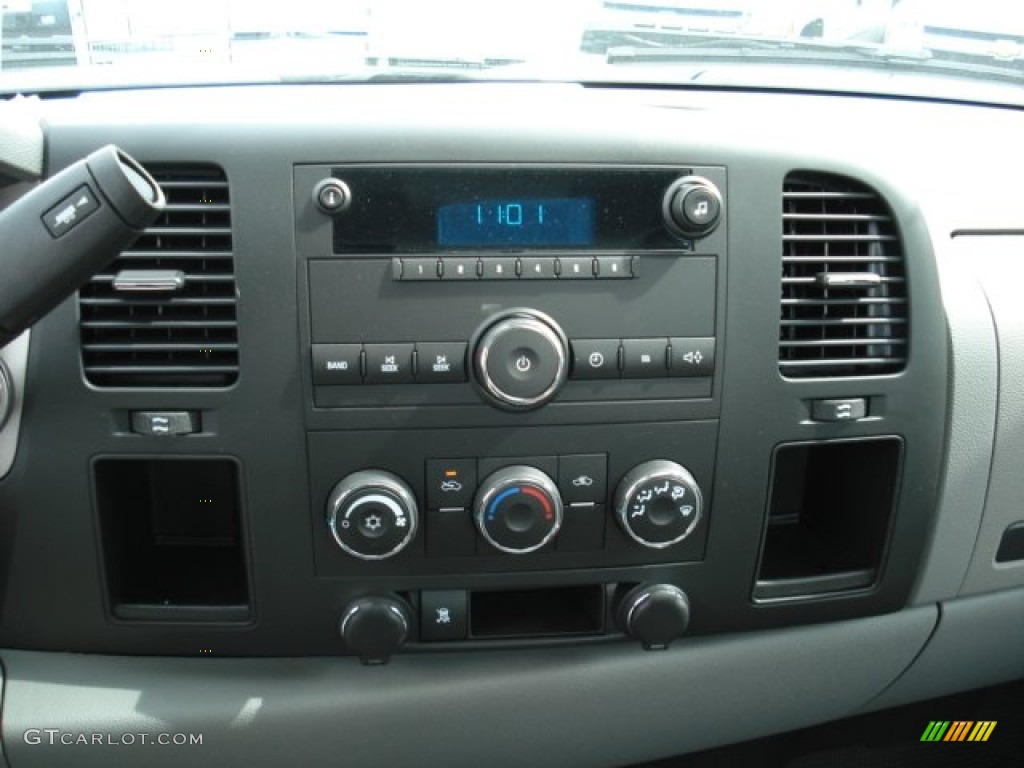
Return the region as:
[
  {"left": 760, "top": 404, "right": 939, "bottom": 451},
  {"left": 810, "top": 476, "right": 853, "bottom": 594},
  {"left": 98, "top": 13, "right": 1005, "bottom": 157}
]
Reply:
[
  {"left": 962, "top": 236, "right": 1024, "bottom": 594},
  {"left": 910, "top": 237, "right": 998, "bottom": 604},
  {"left": 1, "top": 607, "right": 936, "bottom": 768},
  {"left": 864, "top": 587, "right": 1024, "bottom": 712}
]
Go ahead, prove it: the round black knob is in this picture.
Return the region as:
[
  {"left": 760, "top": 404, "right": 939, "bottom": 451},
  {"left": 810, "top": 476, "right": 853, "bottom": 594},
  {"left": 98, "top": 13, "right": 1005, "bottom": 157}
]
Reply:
[
  {"left": 471, "top": 309, "right": 569, "bottom": 411},
  {"left": 474, "top": 465, "right": 563, "bottom": 554},
  {"left": 340, "top": 595, "right": 411, "bottom": 665},
  {"left": 617, "top": 583, "right": 690, "bottom": 650},
  {"left": 614, "top": 459, "right": 703, "bottom": 549},
  {"left": 663, "top": 176, "right": 723, "bottom": 238},
  {"left": 313, "top": 178, "right": 352, "bottom": 214},
  {"left": 326, "top": 470, "right": 418, "bottom": 560}
]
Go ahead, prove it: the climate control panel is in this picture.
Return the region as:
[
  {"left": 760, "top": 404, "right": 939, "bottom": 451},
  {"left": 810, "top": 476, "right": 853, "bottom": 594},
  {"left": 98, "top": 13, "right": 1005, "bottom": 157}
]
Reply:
[{"left": 315, "top": 421, "right": 714, "bottom": 579}]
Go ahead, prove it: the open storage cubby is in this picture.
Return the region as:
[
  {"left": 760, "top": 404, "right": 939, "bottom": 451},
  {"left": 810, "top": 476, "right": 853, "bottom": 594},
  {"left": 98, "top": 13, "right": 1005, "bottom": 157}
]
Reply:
[
  {"left": 754, "top": 437, "right": 902, "bottom": 601},
  {"left": 470, "top": 585, "right": 605, "bottom": 639},
  {"left": 94, "top": 458, "right": 250, "bottom": 621}
]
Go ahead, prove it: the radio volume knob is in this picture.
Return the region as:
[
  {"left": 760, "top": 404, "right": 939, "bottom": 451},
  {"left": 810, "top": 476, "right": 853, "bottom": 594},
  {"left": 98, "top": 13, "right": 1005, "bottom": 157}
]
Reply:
[
  {"left": 471, "top": 309, "right": 569, "bottom": 411},
  {"left": 475, "top": 465, "right": 563, "bottom": 554},
  {"left": 663, "top": 176, "right": 723, "bottom": 238},
  {"left": 614, "top": 460, "right": 703, "bottom": 548}
]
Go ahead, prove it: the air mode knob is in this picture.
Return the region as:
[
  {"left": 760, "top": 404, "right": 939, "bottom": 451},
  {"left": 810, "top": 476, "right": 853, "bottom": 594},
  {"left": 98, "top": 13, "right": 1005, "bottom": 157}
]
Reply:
[
  {"left": 474, "top": 465, "right": 563, "bottom": 553},
  {"left": 663, "top": 176, "right": 723, "bottom": 238},
  {"left": 326, "top": 470, "right": 418, "bottom": 560},
  {"left": 471, "top": 309, "right": 569, "bottom": 411},
  {"left": 614, "top": 459, "right": 703, "bottom": 548}
]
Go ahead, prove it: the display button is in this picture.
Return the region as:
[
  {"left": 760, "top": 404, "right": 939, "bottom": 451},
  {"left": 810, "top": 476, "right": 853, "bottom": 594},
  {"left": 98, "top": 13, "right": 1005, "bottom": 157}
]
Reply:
[
  {"left": 43, "top": 184, "right": 100, "bottom": 238},
  {"left": 571, "top": 339, "right": 620, "bottom": 380},
  {"left": 669, "top": 337, "right": 715, "bottom": 378},
  {"left": 441, "top": 257, "right": 480, "bottom": 280},
  {"left": 402, "top": 257, "right": 440, "bottom": 281},
  {"left": 622, "top": 338, "right": 669, "bottom": 378},
  {"left": 416, "top": 342, "right": 467, "bottom": 383},
  {"left": 420, "top": 590, "right": 468, "bottom": 641},
  {"left": 313, "top": 178, "right": 351, "bottom": 214},
  {"left": 365, "top": 343, "right": 414, "bottom": 384},
  {"left": 559, "top": 454, "right": 607, "bottom": 505},
  {"left": 520, "top": 257, "right": 557, "bottom": 280},
  {"left": 426, "top": 458, "right": 477, "bottom": 509},
  {"left": 481, "top": 257, "right": 518, "bottom": 280},
  {"left": 312, "top": 343, "right": 363, "bottom": 385},
  {"left": 595, "top": 255, "right": 633, "bottom": 279},
  {"left": 559, "top": 256, "right": 595, "bottom": 279}
]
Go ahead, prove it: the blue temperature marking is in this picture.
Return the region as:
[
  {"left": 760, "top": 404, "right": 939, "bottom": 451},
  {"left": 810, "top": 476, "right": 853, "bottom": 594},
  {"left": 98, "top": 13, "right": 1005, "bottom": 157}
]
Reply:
[{"left": 487, "top": 487, "right": 521, "bottom": 521}]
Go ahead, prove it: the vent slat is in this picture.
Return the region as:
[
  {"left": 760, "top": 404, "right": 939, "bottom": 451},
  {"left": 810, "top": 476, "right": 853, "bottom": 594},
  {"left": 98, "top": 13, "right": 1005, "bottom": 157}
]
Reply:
[
  {"left": 82, "top": 342, "right": 239, "bottom": 353},
  {"left": 120, "top": 250, "right": 233, "bottom": 259},
  {"left": 80, "top": 320, "right": 239, "bottom": 329},
  {"left": 779, "top": 357, "right": 905, "bottom": 370},
  {"left": 779, "top": 173, "right": 907, "bottom": 378},
  {"left": 79, "top": 164, "right": 238, "bottom": 387},
  {"left": 782, "top": 297, "right": 906, "bottom": 306},
  {"left": 782, "top": 276, "right": 905, "bottom": 286},
  {"left": 80, "top": 296, "right": 237, "bottom": 306},
  {"left": 781, "top": 318, "right": 907, "bottom": 327},
  {"left": 782, "top": 234, "right": 899, "bottom": 243},
  {"left": 780, "top": 338, "right": 906, "bottom": 349}
]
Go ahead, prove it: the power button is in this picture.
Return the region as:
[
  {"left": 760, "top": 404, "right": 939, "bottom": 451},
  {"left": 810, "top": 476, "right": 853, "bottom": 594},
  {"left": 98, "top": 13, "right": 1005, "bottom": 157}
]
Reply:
[{"left": 472, "top": 310, "right": 569, "bottom": 411}]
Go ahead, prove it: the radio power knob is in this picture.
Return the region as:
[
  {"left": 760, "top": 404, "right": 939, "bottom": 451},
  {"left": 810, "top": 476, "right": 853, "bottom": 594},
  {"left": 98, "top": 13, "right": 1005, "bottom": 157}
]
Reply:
[
  {"left": 614, "top": 460, "right": 703, "bottom": 548},
  {"left": 471, "top": 309, "right": 569, "bottom": 411},
  {"left": 663, "top": 176, "right": 723, "bottom": 239},
  {"left": 326, "top": 470, "right": 418, "bottom": 560}
]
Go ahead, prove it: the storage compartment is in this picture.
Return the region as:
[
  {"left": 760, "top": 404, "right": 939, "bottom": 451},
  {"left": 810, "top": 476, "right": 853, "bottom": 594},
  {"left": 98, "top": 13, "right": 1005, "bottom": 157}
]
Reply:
[
  {"left": 94, "top": 458, "right": 250, "bottom": 621},
  {"left": 754, "top": 438, "right": 902, "bottom": 600},
  {"left": 470, "top": 585, "right": 605, "bottom": 638}
]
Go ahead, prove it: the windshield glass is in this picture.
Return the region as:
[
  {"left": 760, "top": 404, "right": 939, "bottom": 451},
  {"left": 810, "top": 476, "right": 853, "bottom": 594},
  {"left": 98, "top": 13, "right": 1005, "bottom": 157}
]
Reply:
[{"left": 1, "top": 0, "right": 1022, "bottom": 100}]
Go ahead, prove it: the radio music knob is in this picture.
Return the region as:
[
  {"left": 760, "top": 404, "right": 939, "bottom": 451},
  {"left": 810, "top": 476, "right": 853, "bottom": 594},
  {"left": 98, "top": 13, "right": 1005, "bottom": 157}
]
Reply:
[
  {"left": 471, "top": 309, "right": 569, "bottom": 411},
  {"left": 663, "top": 176, "right": 723, "bottom": 239},
  {"left": 614, "top": 460, "right": 703, "bottom": 549}
]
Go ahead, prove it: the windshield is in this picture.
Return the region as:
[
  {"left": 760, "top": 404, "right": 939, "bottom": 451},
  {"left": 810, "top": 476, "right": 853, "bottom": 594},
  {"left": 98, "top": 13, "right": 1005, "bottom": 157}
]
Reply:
[{"left": 1, "top": 0, "right": 1022, "bottom": 101}]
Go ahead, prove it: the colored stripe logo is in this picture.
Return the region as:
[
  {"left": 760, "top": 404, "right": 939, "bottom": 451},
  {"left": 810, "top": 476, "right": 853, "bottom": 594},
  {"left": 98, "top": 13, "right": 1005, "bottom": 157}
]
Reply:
[{"left": 921, "top": 721, "right": 997, "bottom": 742}]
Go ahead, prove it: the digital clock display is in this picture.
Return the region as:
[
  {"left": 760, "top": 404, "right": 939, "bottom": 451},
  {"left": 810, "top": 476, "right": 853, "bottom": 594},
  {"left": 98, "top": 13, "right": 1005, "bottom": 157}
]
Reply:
[{"left": 437, "top": 198, "right": 595, "bottom": 248}]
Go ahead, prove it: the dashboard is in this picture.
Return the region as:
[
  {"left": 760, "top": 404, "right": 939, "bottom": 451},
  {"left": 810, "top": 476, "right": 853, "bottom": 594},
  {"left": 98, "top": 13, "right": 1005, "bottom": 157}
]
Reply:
[{"left": 0, "top": 81, "right": 1022, "bottom": 767}]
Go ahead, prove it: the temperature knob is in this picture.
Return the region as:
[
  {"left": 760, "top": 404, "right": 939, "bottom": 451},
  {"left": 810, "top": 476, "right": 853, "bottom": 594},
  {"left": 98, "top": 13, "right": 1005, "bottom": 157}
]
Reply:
[
  {"left": 326, "top": 470, "right": 418, "bottom": 560},
  {"left": 614, "top": 460, "right": 703, "bottom": 548},
  {"left": 474, "top": 465, "right": 563, "bottom": 554}
]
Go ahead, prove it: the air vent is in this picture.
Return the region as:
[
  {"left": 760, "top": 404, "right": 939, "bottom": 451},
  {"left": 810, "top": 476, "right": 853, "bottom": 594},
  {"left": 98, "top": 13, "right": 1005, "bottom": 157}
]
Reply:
[
  {"left": 79, "top": 165, "right": 237, "bottom": 387},
  {"left": 780, "top": 172, "right": 907, "bottom": 378}
]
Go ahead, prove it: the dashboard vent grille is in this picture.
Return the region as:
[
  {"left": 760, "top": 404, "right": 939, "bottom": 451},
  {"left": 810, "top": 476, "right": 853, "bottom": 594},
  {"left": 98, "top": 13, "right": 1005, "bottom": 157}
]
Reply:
[
  {"left": 780, "top": 173, "right": 907, "bottom": 378},
  {"left": 79, "top": 165, "right": 237, "bottom": 387}
]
